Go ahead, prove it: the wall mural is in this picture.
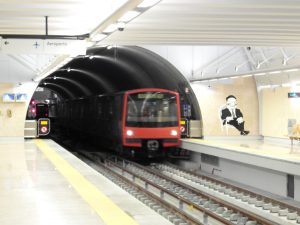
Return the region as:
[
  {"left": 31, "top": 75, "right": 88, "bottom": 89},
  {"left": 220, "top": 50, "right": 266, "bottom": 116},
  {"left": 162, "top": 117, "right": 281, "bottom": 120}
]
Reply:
[{"left": 220, "top": 95, "right": 249, "bottom": 136}]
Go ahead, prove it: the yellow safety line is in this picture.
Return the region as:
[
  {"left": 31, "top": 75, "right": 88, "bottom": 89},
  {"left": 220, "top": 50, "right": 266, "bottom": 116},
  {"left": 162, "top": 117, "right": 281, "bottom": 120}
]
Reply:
[{"left": 34, "top": 139, "right": 139, "bottom": 225}]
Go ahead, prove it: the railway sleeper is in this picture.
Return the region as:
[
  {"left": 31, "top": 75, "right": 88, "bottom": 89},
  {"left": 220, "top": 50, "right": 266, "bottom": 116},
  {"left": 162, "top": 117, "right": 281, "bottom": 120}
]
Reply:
[
  {"left": 247, "top": 197, "right": 257, "bottom": 205},
  {"left": 254, "top": 200, "right": 264, "bottom": 207},
  {"left": 262, "top": 203, "right": 272, "bottom": 210},
  {"left": 287, "top": 212, "right": 298, "bottom": 220},
  {"left": 172, "top": 218, "right": 186, "bottom": 225},
  {"left": 229, "top": 191, "right": 238, "bottom": 198},
  {"left": 270, "top": 206, "right": 280, "bottom": 213},
  {"left": 157, "top": 208, "right": 167, "bottom": 215},
  {"left": 241, "top": 195, "right": 250, "bottom": 202},
  {"left": 167, "top": 215, "right": 178, "bottom": 222},
  {"left": 278, "top": 208, "right": 288, "bottom": 216}
]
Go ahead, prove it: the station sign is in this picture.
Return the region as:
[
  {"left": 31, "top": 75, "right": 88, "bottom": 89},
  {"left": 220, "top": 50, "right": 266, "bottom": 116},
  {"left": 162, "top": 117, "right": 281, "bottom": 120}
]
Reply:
[
  {"left": 288, "top": 92, "right": 300, "bottom": 98},
  {"left": 0, "top": 39, "right": 86, "bottom": 55},
  {"left": 37, "top": 118, "right": 50, "bottom": 136}
]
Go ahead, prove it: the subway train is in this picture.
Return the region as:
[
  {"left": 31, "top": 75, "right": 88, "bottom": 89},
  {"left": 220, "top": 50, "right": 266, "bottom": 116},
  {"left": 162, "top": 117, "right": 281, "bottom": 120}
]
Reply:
[
  {"left": 54, "top": 88, "right": 181, "bottom": 158},
  {"left": 27, "top": 101, "right": 49, "bottom": 120}
]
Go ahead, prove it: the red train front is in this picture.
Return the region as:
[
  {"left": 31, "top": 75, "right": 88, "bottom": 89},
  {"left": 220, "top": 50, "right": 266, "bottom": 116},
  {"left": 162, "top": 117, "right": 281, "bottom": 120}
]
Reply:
[{"left": 122, "top": 88, "right": 181, "bottom": 158}]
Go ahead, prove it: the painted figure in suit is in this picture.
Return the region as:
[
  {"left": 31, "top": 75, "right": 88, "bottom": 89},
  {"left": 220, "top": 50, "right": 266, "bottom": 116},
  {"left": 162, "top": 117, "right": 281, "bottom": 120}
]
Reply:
[{"left": 221, "top": 95, "right": 249, "bottom": 135}]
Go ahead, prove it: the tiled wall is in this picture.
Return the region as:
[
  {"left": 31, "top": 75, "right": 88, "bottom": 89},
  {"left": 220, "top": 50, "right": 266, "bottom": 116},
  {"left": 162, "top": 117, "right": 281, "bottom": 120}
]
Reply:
[
  {"left": 0, "top": 83, "right": 32, "bottom": 137},
  {"left": 261, "top": 86, "right": 300, "bottom": 138}
]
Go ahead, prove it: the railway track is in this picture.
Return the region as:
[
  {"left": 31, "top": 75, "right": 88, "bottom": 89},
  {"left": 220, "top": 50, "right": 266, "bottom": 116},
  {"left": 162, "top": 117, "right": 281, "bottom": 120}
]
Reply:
[
  {"left": 78, "top": 151, "right": 300, "bottom": 225},
  {"left": 155, "top": 163, "right": 300, "bottom": 225}
]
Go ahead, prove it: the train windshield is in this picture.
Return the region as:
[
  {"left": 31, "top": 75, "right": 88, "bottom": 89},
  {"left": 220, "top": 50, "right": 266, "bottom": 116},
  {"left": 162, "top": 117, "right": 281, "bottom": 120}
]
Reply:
[{"left": 126, "top": 92, "right": 178, "bottom": 127}]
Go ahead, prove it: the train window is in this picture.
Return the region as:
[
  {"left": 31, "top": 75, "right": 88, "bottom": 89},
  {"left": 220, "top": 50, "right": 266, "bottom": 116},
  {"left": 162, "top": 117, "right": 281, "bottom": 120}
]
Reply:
[{"left": 126, "top": 92, "right": 178, "bottom": 127}]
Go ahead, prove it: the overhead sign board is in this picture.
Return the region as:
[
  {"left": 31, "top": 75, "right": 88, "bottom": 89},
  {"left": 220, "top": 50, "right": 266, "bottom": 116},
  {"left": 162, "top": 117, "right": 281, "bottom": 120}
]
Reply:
[{"left": 0, "top": 39, "right": 86, "bottom": 54}]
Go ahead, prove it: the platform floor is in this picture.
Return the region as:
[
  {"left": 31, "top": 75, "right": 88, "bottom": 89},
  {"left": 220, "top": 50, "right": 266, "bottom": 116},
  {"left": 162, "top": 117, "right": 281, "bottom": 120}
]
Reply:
[
  {"left": 0, "top": 138, "right": 172, "bottom": 225},
  {"left": 181, "top": 136, "right": 300, "bottom": 176}
]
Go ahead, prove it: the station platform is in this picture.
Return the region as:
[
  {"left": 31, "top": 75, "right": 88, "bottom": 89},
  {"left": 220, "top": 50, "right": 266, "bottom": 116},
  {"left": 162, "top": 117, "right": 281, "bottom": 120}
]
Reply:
[
  {"left": 181, "top": 136, "right": 300, "bottom": 176},
  {"left": 0, "top": 138, "right": 172, "bottom": 225}
]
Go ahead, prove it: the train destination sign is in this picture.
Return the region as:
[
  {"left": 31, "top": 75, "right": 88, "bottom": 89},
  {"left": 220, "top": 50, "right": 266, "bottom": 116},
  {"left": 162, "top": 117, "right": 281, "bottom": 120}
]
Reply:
[{"left": 138, "top": 93, "right": 164, "bottom": 99}]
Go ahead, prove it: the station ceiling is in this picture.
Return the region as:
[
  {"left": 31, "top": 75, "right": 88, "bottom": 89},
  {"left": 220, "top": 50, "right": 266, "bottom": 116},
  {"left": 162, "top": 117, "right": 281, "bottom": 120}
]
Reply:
[{"left": 0, "top": 0, "right": 300, "bottom": 85}]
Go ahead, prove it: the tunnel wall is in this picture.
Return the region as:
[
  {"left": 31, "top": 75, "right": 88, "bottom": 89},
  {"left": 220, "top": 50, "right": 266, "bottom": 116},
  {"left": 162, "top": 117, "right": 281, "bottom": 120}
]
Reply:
[{"left": 37, "top": 46, "right": 203, "bottom": 135}]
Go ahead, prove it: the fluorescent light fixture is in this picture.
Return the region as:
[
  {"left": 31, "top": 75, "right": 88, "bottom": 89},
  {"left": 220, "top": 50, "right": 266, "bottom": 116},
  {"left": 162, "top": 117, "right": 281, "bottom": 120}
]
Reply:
[
  {"left": 254, "top": 72, "right": 266, "bottom": 76},
  {"left": 282, "top": 83, "right": 290, "bottom": 87},
  {"left": 259, "top": 85, "right": 271, "bottom": 89},
  {"left": 242, "top": 74, "right": 252, "bottom": 77},
  {"left": 292, "top": 81, "right": 300, "bottom": 87},
  {"left": 138, "top": 0, "right": 161, "bottom": 8},
  {"left": 103, "top": 24, "right": 118, "bottom": 33},
  {"left": 91, "top": 33, "right": 107, "bottom": 42},
  {"left": 269, "top": 70, "right": 281, "bottom": 74},
  {"left": 284, "top": 68, "right": 299, "bottom": 73},
  {"left": 118, "top": 11, "right": 141, "bottom": 22},
  {"left": 231, "top": 76, "right": 238, "bottom": 79}
]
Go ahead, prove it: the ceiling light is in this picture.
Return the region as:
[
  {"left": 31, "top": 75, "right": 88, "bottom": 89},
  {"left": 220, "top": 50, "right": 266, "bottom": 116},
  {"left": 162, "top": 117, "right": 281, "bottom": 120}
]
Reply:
[
  {"left": 282, "top": 59, "right": 287, "bottom": 65},
  {"left": 242, "top": 74, "right": 252, "bottom": 77},
  {"left": 103, "top": 24, "right": 118, "bottom": 33},
  {"left": 269, "top": 71, "right": 281, "bottom": 74},
  {"left": 282, "top": 83, "right": 290, "bottom": 87},
  {"left": 254, "top": 73, "right": 266, "bottom": 76},
  {"left": 118, "top": 11, "right": 141, "bottom": 22},
  {"left": 284, "top": 68, "right": 299, "bottom": 73},
  {"left": 91, "top": 33, "right": 107, "bottom": 42},
  {"left": 137, "top": 0, "right": 161, "bottom": 8}
]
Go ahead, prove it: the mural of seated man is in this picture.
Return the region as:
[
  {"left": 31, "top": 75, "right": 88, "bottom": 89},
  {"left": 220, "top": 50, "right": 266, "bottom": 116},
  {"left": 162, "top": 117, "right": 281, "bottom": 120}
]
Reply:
[{"left": 221, "top": 95, "right": 249, "bottom": 136}]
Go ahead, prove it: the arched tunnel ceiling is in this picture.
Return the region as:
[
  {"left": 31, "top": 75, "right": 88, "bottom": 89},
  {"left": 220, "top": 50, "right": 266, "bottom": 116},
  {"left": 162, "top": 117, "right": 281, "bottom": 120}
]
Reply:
[{"left": 38, "top": 46, "right": 201, "bottom": 120}]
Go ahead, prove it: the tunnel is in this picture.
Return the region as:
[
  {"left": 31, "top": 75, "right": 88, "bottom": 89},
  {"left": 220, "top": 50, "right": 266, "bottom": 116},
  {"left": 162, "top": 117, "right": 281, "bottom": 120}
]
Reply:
[{"left": 37, "top": 46, "right": 202, "bottom": 122}]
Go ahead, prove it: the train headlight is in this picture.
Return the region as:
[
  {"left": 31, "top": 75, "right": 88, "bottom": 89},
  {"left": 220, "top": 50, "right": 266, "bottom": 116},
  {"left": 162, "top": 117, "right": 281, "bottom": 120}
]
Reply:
[
  {"left": 126, "top": 130, "right": 134, "bottom": 136},
  {"left": 171, "top": 130, "right": 178, "bottom": 136}
]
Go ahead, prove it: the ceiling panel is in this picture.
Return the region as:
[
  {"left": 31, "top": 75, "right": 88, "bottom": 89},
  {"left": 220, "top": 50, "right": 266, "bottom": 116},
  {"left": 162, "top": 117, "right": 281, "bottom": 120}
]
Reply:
[
  {"left": 0, "top": 0, "right": 127, "bottom": 35},
  {"left": 103, "top": 0, "right": 300, "bottom": 46}
]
